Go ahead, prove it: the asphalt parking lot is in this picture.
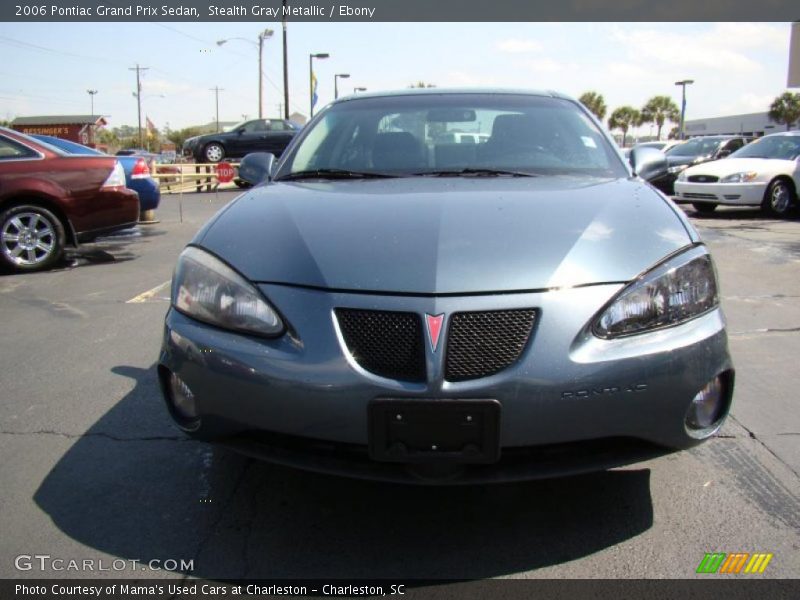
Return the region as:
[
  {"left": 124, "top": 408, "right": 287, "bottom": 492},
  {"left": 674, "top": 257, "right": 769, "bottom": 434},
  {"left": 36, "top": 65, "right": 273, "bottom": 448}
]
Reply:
[{"left": 0, "top": 191, "right": 798, "bottom": 580}]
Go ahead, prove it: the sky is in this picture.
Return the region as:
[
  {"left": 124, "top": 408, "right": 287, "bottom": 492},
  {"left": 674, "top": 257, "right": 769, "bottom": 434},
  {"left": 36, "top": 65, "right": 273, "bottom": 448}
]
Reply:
[{"left": 0, "top": 22, "right": 793, "bottom": 134}]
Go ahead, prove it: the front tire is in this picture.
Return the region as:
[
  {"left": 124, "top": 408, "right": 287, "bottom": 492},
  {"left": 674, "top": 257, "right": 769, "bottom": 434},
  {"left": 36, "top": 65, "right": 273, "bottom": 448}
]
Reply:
[
  {"left": 203, "top": 143, "right": 225, "bottom": 163},
  {"left": 0, "top": 204, "right": 66, "bottom": 272},
  {"left": 762, "top": 179, "right": 795, "bottom": 217},
  {"left": 692, "top": 203, "right": 717, "bottom": 214}
]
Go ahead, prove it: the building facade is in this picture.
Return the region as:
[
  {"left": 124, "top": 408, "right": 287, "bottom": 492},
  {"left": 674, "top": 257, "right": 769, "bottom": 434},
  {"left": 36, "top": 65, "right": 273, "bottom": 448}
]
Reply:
[
  {"left": 11, "top": 115, "right": 107, "bottom": 147},
  {"left": 684, "top": 112, "right": 794, "bottom": 138}
]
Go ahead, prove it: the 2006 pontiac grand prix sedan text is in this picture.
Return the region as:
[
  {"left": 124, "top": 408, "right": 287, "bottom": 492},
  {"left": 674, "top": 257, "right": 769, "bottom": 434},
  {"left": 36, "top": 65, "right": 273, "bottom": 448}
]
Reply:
[{"left": 158, "top": 90, "right": 734, "bottom": 484}]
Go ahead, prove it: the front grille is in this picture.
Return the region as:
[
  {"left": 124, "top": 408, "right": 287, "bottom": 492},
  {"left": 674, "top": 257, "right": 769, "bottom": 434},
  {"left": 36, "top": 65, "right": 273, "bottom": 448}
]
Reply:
[
  {"left": 336, "top": 309, "right": 426, "bottom": 382},
  {"left": 445, "top": 309, "right": 536, "bottom": 382},
  {"left": 682, "top": 192, "right": 719, "bottom": 200},
  {"left": 688, "top": 175, "right": 719, "bottom": 183}
]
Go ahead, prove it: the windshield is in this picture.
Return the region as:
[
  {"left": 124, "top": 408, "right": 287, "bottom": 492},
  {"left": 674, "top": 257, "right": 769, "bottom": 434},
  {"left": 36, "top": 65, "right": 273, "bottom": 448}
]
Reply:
[
  {"left": 276, "top": 94, "right": 626, "bottom": 180},
  {"left": 730, "top": 135, "right": 800, "bottom": 160},
  {"left": 666, "top": 137, "right": 724, "bottom": 157}
]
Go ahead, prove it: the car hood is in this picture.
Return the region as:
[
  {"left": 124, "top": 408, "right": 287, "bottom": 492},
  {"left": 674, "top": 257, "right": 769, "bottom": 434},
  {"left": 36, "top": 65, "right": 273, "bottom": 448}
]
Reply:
[
  {"left": 198, "top": 177, "right": 692, "bottom": 294},
  {"left": 684, "top": 157, "right": 794, "bottom": 177}
]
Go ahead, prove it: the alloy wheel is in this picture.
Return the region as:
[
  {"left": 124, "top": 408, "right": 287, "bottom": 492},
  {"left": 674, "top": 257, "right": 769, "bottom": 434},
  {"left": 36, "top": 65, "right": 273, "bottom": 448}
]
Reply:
[{"left": 1, "top": 211, "right": 57, "bottom": 267}]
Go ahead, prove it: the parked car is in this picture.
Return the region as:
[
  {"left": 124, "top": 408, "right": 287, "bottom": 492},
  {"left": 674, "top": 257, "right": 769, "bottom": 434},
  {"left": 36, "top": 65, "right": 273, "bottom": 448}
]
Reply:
[
  {"left": 159, "top": 90, "right": 733, "bottom": 484},
  {"left": 30, "top": 135, "right": 160, "bottom": 213},
  {"left": 674, "top": 131, "right": 800, "bottom": 216},
  {"left": 633, "top": 140, "right": 683, "bottom": 153},
  {"left": 652, "top": 136, "right": 749, "bottom": 195},
  {"left": 0, "top": 128, "right": 139, "bottom": 271},
  {"left": 182, "top": 118, "right": 300, "bottom": 163}
]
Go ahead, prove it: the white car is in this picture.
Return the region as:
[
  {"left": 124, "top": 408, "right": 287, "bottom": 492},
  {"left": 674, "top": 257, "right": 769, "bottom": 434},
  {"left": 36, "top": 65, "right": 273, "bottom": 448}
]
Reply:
[{"left": 674, "top": 132, "right": 799, "bottom": 216}]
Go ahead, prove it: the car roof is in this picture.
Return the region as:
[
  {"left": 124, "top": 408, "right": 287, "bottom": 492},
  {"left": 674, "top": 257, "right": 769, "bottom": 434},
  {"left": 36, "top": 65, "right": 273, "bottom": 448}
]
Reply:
[
  {"left": 762, "top": 131, "right": 800, "bottom": 138},
  {"left": 331, "top": 88, "right": 571, "bottom": 105}
]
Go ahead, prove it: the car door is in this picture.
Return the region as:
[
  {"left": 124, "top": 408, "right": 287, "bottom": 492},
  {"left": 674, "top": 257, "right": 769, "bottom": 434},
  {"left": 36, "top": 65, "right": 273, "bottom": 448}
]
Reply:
[{"left": 229, "top": 120, "right": 269, "bottom": 156}]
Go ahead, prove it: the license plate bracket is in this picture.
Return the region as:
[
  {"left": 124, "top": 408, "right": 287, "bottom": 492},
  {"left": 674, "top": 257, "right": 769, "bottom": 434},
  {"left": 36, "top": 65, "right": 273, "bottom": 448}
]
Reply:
[{"left": 369, "top": 399, "right": 501, "bottom": 464}]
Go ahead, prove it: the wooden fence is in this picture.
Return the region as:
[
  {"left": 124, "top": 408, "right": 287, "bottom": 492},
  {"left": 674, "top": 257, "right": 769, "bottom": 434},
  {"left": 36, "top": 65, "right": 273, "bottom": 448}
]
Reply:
[{"left": 150, "top": 162, "right": 243, "bottom": 194}]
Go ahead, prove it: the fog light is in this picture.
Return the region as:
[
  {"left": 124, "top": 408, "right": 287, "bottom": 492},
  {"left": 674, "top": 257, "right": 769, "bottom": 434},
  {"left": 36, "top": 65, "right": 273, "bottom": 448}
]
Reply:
[
  {"left": 685, "top": 375, "right": 727, "bottom": 435},
  {"left": 169, "top": 372, "right": 199, "bottom": 427}
]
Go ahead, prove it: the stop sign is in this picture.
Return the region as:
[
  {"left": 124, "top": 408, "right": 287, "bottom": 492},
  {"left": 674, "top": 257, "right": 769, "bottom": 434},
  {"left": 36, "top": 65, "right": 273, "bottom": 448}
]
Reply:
[{"left": 215, "top": 162, "right": 235, "bottom": 183}]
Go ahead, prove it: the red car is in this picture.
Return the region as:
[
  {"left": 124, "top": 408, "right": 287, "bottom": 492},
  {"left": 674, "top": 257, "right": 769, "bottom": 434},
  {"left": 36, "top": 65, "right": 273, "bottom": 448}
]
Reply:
[{"left": 0, "top": 128, "right": 139, "bottom": 272}]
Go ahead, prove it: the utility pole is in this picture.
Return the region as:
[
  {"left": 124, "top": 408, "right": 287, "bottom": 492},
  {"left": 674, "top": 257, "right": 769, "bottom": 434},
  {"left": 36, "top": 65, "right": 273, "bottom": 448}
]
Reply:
[
  {"left": 129, "top": 64, "right": 149, "bottom": 149},
  {"left": 277, "top": 103, "right": 283, "bottom": 117},
  {"left": 210, "top": 86, "right": 224, "bottom": 132},
  {"left": 282, "top": 0, "right": 289, "bottom": 119}
]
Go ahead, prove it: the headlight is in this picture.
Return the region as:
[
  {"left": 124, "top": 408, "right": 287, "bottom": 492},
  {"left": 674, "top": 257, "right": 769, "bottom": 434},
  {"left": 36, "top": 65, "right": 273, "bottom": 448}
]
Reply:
[
  {"left": 172, "top": 246, "right": 284, "bottom": 337},
  {"left": 676, "top": 169, "right": 689, "bottom": 181},
  {"left": 668, "top": 165, "right": 687, "bottom": 175},
  {"left": 720, "top": 171, "right": 758, "bottom": 183},
  {"left": 593, "top": 247, "right": 718, "bottom": 339}
]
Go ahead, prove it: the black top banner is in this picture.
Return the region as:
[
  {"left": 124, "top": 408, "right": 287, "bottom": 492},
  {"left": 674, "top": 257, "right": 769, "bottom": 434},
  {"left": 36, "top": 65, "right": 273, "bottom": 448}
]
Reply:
[{"left": 3, "top": 0, "right": 800, "bottom": 22}]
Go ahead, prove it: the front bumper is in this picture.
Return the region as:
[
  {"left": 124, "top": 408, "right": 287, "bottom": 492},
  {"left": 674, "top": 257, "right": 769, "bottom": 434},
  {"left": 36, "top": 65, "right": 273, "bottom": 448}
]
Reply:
[
  {"left": 674, "top": 181, "right": 767, "bottom": 206},
  {"left": 158, "top": 283, "right": 734, "bottom": 482}
]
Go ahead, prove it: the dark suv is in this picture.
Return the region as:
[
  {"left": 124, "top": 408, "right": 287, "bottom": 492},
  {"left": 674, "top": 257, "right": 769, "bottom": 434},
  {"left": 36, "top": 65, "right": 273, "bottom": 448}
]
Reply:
[
  {"left": 183, "top": 119, "right": 300, "bottom": 163},
  {"left": 650, "top": 136, "right": 748, "bottom": 196}
]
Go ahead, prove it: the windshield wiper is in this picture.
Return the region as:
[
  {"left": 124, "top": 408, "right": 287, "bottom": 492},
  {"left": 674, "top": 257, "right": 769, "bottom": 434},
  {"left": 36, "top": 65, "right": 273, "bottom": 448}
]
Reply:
[
  {"left": 276, "top": 168, "right": 400, "bottom": 181},
  {"left": 412, "top": 167, "right": 536, "bottom": 178}
]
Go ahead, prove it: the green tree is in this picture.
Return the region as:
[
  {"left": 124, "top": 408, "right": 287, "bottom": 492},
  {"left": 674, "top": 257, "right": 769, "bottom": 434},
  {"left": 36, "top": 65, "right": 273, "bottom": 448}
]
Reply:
[
  {"left": 167, "top": 126, "right": 204, "bottom": 150},
  {"left": 578, "top": 91, "right": 607, "bottom": 121},
  {"left": 640, "top": 95, "right": 680, "bottom": 140},
  {"left": 608, "top": 106, "right": 641, "bottom": 147},
  {"left": 97, "top": 128, "right": 119, "bottom": 147},
  {"left": 409, "top": 81, "right": 436, "bottom": 88},
  {"left": 768, "top": 92, "right": 800, "bottom": 131}
]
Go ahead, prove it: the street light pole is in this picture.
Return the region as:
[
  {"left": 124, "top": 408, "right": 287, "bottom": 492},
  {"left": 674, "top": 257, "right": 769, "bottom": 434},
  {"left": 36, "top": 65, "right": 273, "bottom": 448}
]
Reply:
[
  {"left": 334, "top": 73, "right": 350, "bottom": 99},
  {"left": 309, "top": 53, "right": 329, "bottom": 118},
  {"left": 675, "top": 79, "right": 694, "bottom": 140},
  {"left": 87, "top": 89, "right": 98, "bottom": 114},
  {"left": 257, "top": 29, "right": 274, "bottom": 119},
  {"left": 217, "top": 31, "right": 272, "bottom": 121}
]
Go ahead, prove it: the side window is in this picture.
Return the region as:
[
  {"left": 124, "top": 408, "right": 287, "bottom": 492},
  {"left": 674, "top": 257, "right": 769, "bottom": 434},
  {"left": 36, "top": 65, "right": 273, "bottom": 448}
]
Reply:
[
  {"left": 269, "top": 120, "right": 288, "bottom": 131},
  {"left": 243, "top": 120, "right": 267, "bottom": 133},
  {"left": 728, "top": 139, "right": 744, "bottom": 151},
  {"left": 0, "top": 136, "right": 37, "bottom": 160}
]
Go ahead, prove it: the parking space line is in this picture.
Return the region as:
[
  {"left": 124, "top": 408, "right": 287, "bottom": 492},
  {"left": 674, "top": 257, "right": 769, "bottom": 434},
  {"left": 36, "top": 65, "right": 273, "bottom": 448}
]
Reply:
[{"left": 126, "top": 280, "right": 171, "bottom": 304}]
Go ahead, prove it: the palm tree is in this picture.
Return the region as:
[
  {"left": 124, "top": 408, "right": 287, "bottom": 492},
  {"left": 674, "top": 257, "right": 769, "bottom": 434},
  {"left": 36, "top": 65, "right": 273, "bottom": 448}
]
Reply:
[
  {"left": 640, "top": 95, "right": 680, "bottom": 140},
  {"left": 608, "top": 106, "right": 641, "bottom": 147},
  {"left": 578, "top": 91, "right": 607, "bottom": 121},
  {"left": 768, "top": 92, "right": 800, "bottom": 131}
]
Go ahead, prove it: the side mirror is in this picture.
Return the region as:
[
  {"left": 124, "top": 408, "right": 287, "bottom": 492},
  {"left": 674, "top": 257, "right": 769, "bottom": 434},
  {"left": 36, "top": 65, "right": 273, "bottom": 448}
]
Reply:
[
  {"left": 630, "top": 146, "right": 668, "bottom": 183},
  {"left": 236, "top": 128, "right": 245, "bottom": 135},
  {"left": 238, "top": 152, "right": 275, "bottom": 186}
]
